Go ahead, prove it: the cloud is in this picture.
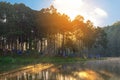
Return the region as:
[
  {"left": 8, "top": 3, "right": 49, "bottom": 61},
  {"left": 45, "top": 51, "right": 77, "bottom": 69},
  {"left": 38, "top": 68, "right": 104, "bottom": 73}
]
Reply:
[
  {"left": 94, "top": 8, "right": 108, "bottom": 17},
  {"left": 52, "top": 0, "right": 108, "bottom": 26}
]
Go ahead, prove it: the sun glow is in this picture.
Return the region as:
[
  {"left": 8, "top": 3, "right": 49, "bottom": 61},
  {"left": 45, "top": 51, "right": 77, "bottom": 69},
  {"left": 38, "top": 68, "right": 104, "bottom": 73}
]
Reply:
[
  {"left": 74, "top": 70, "right": 103, "bottom": 80},
  {"left": 53, "top": 0, "right": 84, "bottom": 20},
  {"left": 53, "top": 0, "right": 108, "bottom": 26}
]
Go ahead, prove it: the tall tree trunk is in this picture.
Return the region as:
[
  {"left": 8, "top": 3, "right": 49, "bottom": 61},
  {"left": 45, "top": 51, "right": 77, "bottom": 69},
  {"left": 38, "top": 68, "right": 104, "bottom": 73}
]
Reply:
[
  {"left": 61, "top": 33, "right": 65, "bottom": 56},
  {"left": 40, "top": 39, "right": 43, "bottom": 54},
  {"left": 53, "top": 34, "right": 56, "bottom": 55}
]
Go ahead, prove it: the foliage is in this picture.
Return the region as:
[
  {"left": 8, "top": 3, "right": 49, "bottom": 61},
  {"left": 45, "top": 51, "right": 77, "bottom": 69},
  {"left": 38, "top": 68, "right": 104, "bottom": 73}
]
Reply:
[
  {"left": 0, "top": 2, "right": 107, "bottom": 57},
  {"left": 104, "top": 21, "right": 120, "bottom": 56}
]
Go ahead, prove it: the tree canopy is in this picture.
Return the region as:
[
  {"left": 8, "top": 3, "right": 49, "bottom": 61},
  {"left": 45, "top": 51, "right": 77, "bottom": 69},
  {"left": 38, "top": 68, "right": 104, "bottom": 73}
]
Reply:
[{"left": 0, "top": 2, "right": 107, "bottom": 57}]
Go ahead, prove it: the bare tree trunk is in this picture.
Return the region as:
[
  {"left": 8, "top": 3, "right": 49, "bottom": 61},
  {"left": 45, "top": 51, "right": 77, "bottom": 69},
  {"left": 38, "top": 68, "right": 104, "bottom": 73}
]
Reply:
[{"left": 40, "top": 39, "right": 43, "bottom": 54}]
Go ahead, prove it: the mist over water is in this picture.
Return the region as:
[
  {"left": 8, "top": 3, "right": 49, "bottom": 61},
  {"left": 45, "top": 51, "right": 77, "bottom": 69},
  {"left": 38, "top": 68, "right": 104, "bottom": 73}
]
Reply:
[{"left": 0, "top": 58, "right": 120, "bottom": 80}]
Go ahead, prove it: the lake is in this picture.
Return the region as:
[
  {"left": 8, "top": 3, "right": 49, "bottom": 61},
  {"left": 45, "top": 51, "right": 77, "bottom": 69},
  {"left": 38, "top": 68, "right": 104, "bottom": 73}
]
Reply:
[{"left": 0, "top": 57, "right": 120, "bottom": 80}]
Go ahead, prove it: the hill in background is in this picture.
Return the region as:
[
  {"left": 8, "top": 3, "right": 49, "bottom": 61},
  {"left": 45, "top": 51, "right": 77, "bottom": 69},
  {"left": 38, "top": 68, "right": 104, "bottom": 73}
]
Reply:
[{"left": 104, "top": 21, "right": 120, "bottom": 56}]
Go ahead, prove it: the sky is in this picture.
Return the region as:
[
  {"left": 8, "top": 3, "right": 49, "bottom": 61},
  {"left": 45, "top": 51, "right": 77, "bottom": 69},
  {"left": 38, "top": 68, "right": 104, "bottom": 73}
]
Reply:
[{"left": 0, "top": 0, "right": 120, "bottom": 27}]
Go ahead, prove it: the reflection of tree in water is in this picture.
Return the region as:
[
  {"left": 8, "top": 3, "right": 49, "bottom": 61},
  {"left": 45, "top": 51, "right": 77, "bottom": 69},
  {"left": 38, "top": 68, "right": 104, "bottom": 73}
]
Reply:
[
  {"left": 52, "top": 63, "right": 104, "bottom": 80},
  {"left": 1, "top": 59, "right": 120, "bottom": 80},
  {"left": 0, "top": 63, "right": 102, "bottom": 80},
  {"left": 85, "top": 58, "right": 120, "bottom": 80}
]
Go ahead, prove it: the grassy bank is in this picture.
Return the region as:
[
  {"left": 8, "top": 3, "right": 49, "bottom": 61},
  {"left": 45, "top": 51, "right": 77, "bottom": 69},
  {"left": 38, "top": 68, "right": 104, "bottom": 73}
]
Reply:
[{"left": 0, "top": 56, "right": 88, "bottom": 73}]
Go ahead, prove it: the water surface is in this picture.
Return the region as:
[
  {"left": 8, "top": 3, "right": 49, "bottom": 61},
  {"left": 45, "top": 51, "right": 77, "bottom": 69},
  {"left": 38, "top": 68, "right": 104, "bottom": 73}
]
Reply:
[{"left": 0, "top": 58, "right": 120, "bottom": 80}]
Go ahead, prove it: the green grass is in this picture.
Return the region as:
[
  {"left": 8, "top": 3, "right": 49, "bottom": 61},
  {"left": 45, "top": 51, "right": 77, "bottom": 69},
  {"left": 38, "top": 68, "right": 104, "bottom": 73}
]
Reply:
[{"left": 0, "top": 56, "right": 88, "bottom": 73}]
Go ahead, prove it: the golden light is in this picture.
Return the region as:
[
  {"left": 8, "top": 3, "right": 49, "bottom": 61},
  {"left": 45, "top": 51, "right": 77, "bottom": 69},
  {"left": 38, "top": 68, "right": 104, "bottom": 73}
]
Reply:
[{"left": 74, "top": 70, "right": 103, "bottom": 80}]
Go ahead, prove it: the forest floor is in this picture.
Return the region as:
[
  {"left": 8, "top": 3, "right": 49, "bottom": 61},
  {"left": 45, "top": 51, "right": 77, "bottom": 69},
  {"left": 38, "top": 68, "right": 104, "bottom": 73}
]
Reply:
[{"left": 0, "top": 56, "right": 90, "bottom": 73}]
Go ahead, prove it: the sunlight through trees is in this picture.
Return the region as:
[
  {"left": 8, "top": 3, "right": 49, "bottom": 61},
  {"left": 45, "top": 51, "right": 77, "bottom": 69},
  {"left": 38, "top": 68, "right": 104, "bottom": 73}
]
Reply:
[{"left": 0, "top": 2, "right": 107, "bottom": 57}]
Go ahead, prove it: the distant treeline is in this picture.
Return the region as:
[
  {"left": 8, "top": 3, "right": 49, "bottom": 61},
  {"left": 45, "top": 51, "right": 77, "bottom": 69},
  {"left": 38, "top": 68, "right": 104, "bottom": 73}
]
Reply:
[
  {"left": 104, "top": 21, "right": 120, "bottom": 57},
  {"left": 0, "top": 2, "right": 107, "bottom": 57}
]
